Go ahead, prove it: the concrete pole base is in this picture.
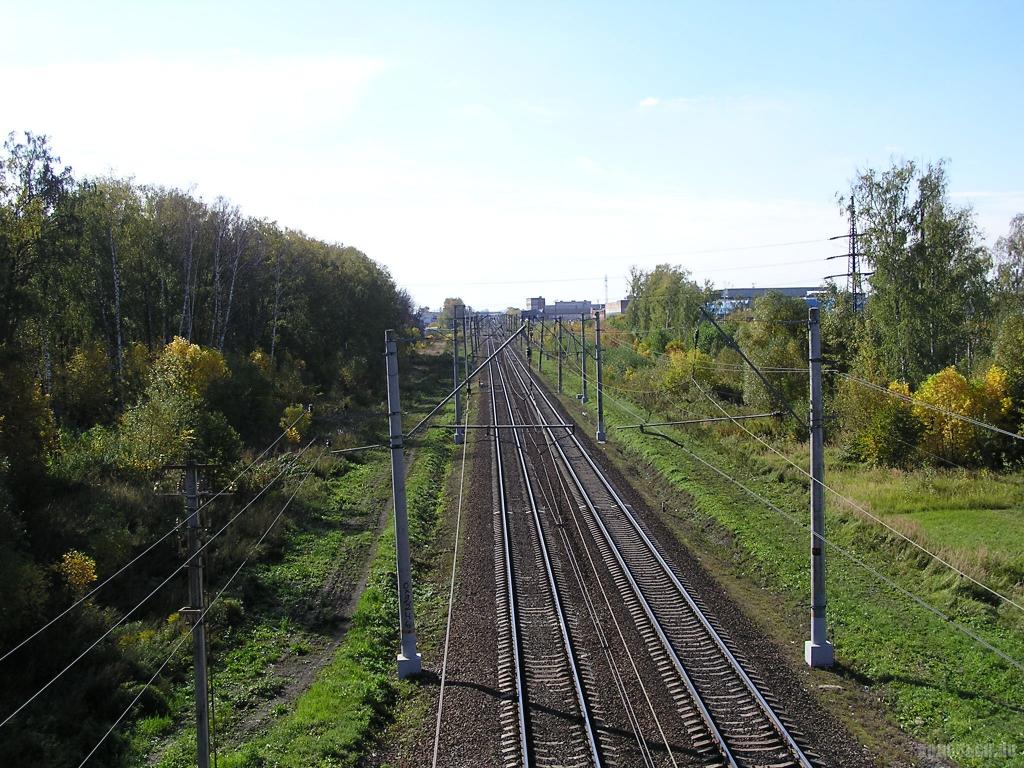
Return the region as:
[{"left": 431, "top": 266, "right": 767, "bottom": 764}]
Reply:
[
  {"left": 596, "top": 430, "right": 606, "bottom": 443},
  {"left": 579, "top": 395, "right": 588, "bottom": 403},
  {"left": 804, "top": 639, "right": 834, "bottom": 668},
  {"left": 397, "top": 651, "right": 422, "bottom": 679},
  {"left": 453, "top": 431, "right": 464, "bottom": 445}
]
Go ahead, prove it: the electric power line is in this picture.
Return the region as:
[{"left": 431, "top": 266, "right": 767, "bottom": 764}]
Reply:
[
  {"left": 0, "top": 412, "right": 308, "bottom": 666},
  {"left": 406, "top": 238, "right": 837, "bottom": 289},
  {"left": 689, "top": 379, "right": 1024, "bottom": 616},
  {"left": 77, "top": 445, "right": 326, "bottom": 766},
  {"left": 431, "top": 408, "right": 471, "bottom": 768},
  {"left": 0, "top": 439, "right": 317, "bottom": 729},
  {"left": 592, "top": 384, "right": 1024, "bottom": 674}
]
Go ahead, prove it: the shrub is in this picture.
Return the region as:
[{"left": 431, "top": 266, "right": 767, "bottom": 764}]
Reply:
[
  {"left": 56, "top": 549, "right": 97, "bottom": 596},
  {"left": 862, "top": 401, "right": 925, "bottom": 468},
  {"left": 912, "top": 365, "right": 1015, "bottom": 466},
  {"left": 61, "top": 343, "right": 112, "bottom": 426},
  {"left": 152, "top": 336, "right": 229, "bottom": 398},
  {"left": 660, "top": 348, "right": 716, "bottom": 398},
  {"left": 280, "top": 404, "right": 312, "bottom": 444}
]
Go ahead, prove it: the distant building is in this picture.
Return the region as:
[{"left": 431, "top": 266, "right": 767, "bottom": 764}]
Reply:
[
  {"left": 417, "top": 308, "right": 439, "bottom": 327},
  {"left": 522, "top": 296, "right": 595, "bottom": 320},
  {"left": 710, "top": 286, "right": 821, "bottom": 315},
  {"left": 605, "top": 298, "right": 630, "bottom": 316},
  {"left": 545, "top": 299, "right": 592, "bottom": 318}
]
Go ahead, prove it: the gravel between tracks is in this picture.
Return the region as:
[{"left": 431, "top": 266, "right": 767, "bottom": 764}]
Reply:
[
  {"left": 377, "top": 348, "right": 886, "bottom": 768},
  {"left": 529, "top": 366, "right": 882, "bottom": 768}
]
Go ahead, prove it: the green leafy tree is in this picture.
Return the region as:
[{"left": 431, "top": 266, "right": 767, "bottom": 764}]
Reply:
[
  {"left": 0, "top": 132, "right": 75, "bottom": 349},
  {"left": 626, "top": 264, "right": 709, "bottom": 352},
  {"left": 438, "top": 297, "right": 466, "bottom": 330},
  {"left": 851, "top": 160, "right": 991, "bottom": 383},
  {"left": 820, "top": 284, "right": 862, "bottom": 373},
  {"left": 994, "top": 312, "right": 1024, "bottom": 402},
  {"left": 993, "top": 213, "right": 1024, "bottom": 314},
  {"left": 117, "top": 337, "right": 238, "bottom": 471},
  {"left": 736, "top": 292, "right": 807, "bottom": 416}
]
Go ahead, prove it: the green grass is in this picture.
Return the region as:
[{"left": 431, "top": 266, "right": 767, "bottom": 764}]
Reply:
[
  {"left": 133, "top": 453, "right": 392, "bottom": 767},
  {"left": 131, "top": 353, "right": 459, "bottom": 768},
  {"left": 536, "top": 352, "right": 1024, "bottom": 767},
  {"left": 830, "top": 466, "right": 1024, "bottom": 563},
  {"left": 212, "top": 412, "right": 457, "bottom": 768}
]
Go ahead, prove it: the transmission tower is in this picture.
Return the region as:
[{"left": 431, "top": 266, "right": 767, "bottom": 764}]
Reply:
[
  {"left": 826, "top": 196, "right": 867, "bottom": 312},
  {"left": 846, "top": 198, "right": 863, "bottom": 311}
]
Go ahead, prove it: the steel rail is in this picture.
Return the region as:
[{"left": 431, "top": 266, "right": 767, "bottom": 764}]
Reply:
[
  {"left": 405, "top": 323, "right": 526, "bottom": 440},
  {"left": 494, "top": 347, "right": 605, "bottom": 768},
  {"left": 502, "top": 348, "right": 737, "bottom": 768},
  {"left": 508, "top": 349, "right": 814, "bottom": 768},
  {"left": 486, "top": 346, "right": 531, "bottom": 768},
  {"left": 518, "top": 401, "right": 671, "bottom": 768}
]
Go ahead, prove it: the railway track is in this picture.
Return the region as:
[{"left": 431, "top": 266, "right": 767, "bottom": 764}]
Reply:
[
  {"left": 488, "top": 341, "right": 604, "bottom": 767},
  {"left": 474, "top": 320, "right": 821, "bottom": 768}
]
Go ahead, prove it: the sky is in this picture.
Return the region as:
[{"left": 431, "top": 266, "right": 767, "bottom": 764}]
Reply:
[{"left": 3, "top": 1, "right": 1023, "bottom": 310}]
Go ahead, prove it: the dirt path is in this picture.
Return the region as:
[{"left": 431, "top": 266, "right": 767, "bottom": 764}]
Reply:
[{"left": 218, "top": 453, "right": 409, "bottom": 750}]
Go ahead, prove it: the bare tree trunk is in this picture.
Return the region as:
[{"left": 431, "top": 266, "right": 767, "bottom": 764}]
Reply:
[
  {"left": 179, "top": 240, "right": 192, "bottom": 339},
  {"left": 109, "top": 222, "right": 124, "bottom": 400},
  {"left": 160, "top": 274, "right": 168, "bottom": 343},
  {"left": 219, "top": 221, "right": 251, "bottom": 351},
  {"left": 270, "top": 248, "right": 282, "bottom": 363},
  {"left": 179, "top": 208, "right": 199, "bottom": 340},
  {"left": 41, "top": 317, "right": 52, "bottom": 395},
  {"left": 209, "top": 200, "right": 231, "bottom": 347},
  {"left": 211, "top": 229, "right": 223, "bottom": 346}
]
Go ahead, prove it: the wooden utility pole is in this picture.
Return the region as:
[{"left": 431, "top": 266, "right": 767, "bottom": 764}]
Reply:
[{"left": 182, "top": 460, "right": 210, "bottom": 768}]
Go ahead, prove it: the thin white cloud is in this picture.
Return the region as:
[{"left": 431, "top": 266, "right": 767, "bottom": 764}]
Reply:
[{"left": 638, "top": 96, "right": 660, "bottom": 108}]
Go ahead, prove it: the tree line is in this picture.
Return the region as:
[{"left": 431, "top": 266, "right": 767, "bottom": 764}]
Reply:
[
  {"left": 612, "top": 159, "right": 1023, "bottom": 468},
  {"left": 0, "top": 131, "right": 414, "bottom": 765},
  {"left": 0, "top": 131, "right": 413, "bottom": 469}
]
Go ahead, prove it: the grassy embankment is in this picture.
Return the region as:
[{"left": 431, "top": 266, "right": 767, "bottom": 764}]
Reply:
[
  {"left": 534, "top": 345, "right": 1024, "bottom": 768},
  {"left": 135, "top": 350, "right": 458, "bottom": 768}
]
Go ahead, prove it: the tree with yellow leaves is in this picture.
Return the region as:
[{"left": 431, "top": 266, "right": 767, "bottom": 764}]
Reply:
[
  {"left": 56, "top": 550, "right": 97, "bottom": 597},
  {"left": 280, "top": 404, "right": 312, "bottom": 444},
  {"left": 912, "top": 365, "right": 1013, "bottom": 464},
  {"left": 116, "top": 338, "right": 239, "bottom": 470}
]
